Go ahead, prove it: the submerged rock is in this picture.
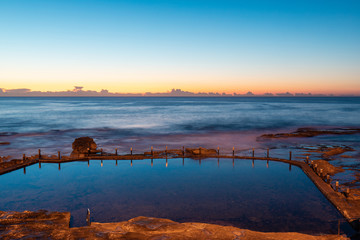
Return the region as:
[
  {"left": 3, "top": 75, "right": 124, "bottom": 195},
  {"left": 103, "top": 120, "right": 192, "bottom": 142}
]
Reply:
[{"left": 71, "top": 137, "right": 97, "bottom": 158}]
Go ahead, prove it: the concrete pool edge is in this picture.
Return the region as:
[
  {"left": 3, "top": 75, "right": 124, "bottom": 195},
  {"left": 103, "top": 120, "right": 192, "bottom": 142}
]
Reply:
[{"left": 1, "top": 149, "right": 359, "bottom": 235}]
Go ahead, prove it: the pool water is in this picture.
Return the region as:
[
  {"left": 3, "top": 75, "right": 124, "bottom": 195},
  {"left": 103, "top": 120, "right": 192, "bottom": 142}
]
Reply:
[{"left": 0, "top": 158, "right": 347, "bottom": 234}]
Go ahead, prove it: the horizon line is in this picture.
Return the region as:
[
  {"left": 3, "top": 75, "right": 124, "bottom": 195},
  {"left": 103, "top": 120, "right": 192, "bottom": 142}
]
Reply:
[{"left": 0, "top": 87, "right": 359, "bottom": 97}]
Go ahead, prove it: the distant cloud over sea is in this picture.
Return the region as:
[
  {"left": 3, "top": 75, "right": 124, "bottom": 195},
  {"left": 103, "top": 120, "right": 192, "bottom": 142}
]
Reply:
[{"left": 0, "top": 87, "right": 354, "bottom": 97}]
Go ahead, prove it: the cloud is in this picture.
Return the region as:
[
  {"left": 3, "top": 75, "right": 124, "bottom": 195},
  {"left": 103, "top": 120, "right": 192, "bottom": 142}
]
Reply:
[
  {"left": 276, "top": 92, "right": 294, "bottom": 96},
  {"left": 0, "top": 87, "right": 350, "bottom": 97},
  {"left": 73, "top": 86, "right": 84, "bottom": 92},
  {"left": 4, "top": 88, "right": 31, "bottom": 94}
]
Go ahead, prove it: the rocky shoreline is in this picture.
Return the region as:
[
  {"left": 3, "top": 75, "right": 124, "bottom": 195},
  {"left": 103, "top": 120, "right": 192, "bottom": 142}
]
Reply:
[
  {"left": 0, "top": 210, "right": 348, "bottom": 240},
  {"left": 259, "top": 128, "right": 360, "bottom": 139}
]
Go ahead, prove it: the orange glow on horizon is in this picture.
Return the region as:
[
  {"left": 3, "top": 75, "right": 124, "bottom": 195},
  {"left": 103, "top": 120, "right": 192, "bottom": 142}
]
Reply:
[{"left": 1, "top": 81, "right": 359, "bottom": 96}]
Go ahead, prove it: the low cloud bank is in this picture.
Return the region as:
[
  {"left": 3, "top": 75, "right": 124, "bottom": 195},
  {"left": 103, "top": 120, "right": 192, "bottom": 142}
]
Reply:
[{"left": 0, "top": 87, "right": 355, "bottom": 97}]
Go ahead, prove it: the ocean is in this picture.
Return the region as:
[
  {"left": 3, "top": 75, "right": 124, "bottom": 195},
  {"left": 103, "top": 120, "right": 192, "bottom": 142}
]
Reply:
[{"left": 0, "top": 97, "right": 360, "bottom": 158}]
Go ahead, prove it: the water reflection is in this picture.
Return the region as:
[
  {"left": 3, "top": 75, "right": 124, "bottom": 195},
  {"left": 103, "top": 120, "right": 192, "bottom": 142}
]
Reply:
[{"left": 86, "top": 208, "right": 91, "bottom": 226}]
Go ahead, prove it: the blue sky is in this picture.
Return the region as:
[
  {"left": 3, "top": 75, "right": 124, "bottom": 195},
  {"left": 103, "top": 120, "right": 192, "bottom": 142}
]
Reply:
[{"left": 1, "top": 0, "right": 359, "bottom": 94}]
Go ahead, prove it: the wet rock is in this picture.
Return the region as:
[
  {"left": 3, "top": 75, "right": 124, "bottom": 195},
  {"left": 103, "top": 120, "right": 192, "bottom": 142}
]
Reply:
[
  {"left": 71, "top": 137, "right": 97, "bottom": 158},
  {"left": 321, "top": 147, "right": 353, "bottom": 158},
  {"left": 186, "top": 147, "right": 217, "bottom": 155},
  {"left": 0, "top": 210, "right": 70, "bottom": 240},
  {"left": 0, "top": 156, "right": 11, "bottom": 163},
  {"left": 122, "top": 216, "right": 182, "bottom": 232},
  {"left": 0, "top": 211, "right": 349, "bottom": 240},
  {"left": 307, "top": 146, "right": 354, "bottom": 159},
  {"left": 312, "top": 160, "right": 344, "bottom": 176},
  {"left": 0, "top": 159, "right": 24, "bottom": 170},
  {"left": 346, "top": 188, "right": 360, "bottom": 200},
  {"left": 260, "top": 128, "right": 360, "bottom": 139},
  {"left": 0, "top": 142, "right": 10, "bottom": 145}
]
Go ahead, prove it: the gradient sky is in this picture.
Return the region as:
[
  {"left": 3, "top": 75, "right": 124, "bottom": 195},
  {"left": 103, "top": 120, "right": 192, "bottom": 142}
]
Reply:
[{"left": 1, "top": 0, "right": 360, "bottom": 94}]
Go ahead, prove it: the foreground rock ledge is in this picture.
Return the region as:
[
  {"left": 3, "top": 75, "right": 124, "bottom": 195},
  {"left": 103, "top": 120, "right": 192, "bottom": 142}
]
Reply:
[{"left": 0, "top": 210, "right": 348, "bottom": 240}]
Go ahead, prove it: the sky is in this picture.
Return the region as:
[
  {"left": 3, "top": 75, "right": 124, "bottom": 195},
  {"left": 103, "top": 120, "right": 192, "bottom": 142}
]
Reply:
[{"left": 1, "top": 0, "right": 360, "bottom": 95}]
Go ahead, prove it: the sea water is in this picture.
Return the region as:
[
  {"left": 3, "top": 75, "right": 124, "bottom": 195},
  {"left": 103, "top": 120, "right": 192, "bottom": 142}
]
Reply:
[{"left": 0, "top": 97, "right": 359, "bottom": 158}]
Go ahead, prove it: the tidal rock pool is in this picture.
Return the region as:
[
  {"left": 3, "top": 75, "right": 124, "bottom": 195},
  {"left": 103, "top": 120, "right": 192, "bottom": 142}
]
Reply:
[{"left": 0, "top": 158, "right": 350, "bottom": 234}]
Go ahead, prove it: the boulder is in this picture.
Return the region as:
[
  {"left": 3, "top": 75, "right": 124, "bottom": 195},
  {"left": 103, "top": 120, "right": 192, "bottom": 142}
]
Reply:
[
  {"left": 186, "top": 147, "right": 217, "bottom": 155},
  {"left": 71, "top": 137, "right": 97, "bottom": 158}
]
